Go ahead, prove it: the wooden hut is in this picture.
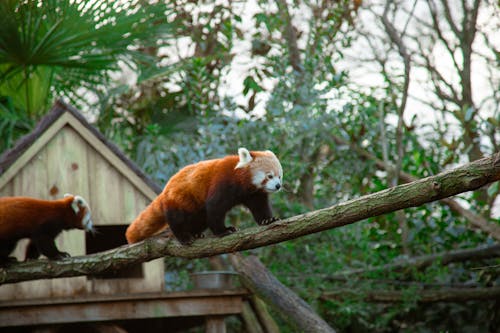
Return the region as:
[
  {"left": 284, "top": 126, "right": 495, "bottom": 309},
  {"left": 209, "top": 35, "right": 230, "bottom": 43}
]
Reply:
[{"left": 0, "top": 101, "right": 246, "bottom": 332}]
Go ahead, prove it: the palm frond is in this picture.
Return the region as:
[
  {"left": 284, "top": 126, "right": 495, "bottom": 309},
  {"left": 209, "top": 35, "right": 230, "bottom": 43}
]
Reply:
[{"left": 0, "top": 0, "right": 172, "bottom": 116}]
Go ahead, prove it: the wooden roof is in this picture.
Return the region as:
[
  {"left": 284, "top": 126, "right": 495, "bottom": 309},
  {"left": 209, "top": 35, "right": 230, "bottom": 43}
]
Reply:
[{"left": 0, "top": 100, "right": 162, "bottom": 196}]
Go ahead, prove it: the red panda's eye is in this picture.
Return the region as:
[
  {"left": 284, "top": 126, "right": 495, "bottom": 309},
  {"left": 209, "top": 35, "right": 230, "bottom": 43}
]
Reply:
[{"left": 267, "top": 174, "right": 273, "bottom": 179}]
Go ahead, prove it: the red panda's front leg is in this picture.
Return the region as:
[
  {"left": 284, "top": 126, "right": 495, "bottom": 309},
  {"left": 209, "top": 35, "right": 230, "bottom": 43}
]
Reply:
[
  {"left": 205, "top": 196, "right": 236, "bottom": 237},
  {"left": 28, "top": 233, "right": 70, "bottom": 260},
  {"left": 243, "top": 193, "right": 279, "bottom": 226}
]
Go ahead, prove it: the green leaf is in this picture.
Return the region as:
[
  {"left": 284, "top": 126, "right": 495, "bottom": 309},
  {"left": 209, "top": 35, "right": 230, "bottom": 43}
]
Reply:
[{"left": 0, "top": 0, "right": 171, "bottom": 116}]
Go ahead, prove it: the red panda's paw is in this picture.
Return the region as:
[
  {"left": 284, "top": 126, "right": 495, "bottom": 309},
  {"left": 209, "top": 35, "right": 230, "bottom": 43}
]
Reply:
[
  {"left": 260, "top": 217, "right": 280, "bottom": 225},
  {"left": 0, "top": 256, "right": 18, "bottom": 267},
  {"left": 216, "top": 226, "right": 237, "bottom": 237},
  {"left": 194, "top": 233, "right": 205, "bottom": 239},
  {"left": 51, "top": 252, "right": 71, "bottom": 260}
]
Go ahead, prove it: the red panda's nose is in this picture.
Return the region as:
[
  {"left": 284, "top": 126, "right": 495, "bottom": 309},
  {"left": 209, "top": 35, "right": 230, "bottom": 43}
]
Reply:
[{"left": 275, "top": 183, "right": 281, "bottom": 190}]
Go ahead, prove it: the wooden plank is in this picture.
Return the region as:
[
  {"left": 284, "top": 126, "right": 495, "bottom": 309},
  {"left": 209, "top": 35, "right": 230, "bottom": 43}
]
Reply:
[
  {"left": 49, "top": 126, "right": 91, "bottom": 198},
  {"left": 64, "top": 115, "right": 157, "bottom": 200},
  {"left": 0, "top": 289, "right": 248, "bottom": 306},
  {"left": 45, "top": 126, "right": 89, "bottom": 297},
  {"left": 128, "top": 258, "right": 165, "bottom": 294},
  {"left": 0, "top": 293, "right": 245, "bottom": 326},
  {"left": 0, "top": 180, "right": 13, "bottom": 196},
  {"left": 12, "top": 146, "right": 48, "bottom": 198},
  {"left": 8, "top": 148, "right": 52, "bottom": 299},
  {"left": 205, "top": 316, "right": 227, "bottom": 333},
  {"left": 87, "top": 147, "right": 128, "bottom": 225},
  {"left": 121, "top": 180, "right": 151, "bottom": 224},
  {"left": 0, "top": 115, "right": 68, "bottom": 190}
]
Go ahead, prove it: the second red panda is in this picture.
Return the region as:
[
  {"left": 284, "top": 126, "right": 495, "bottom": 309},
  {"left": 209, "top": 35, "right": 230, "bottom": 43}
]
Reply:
[
  {"left": 0, "top": 194, "right": 93, "bottom": 265},
  {"left": 126, "top": 148, "right": 283, "bottom": 244}
]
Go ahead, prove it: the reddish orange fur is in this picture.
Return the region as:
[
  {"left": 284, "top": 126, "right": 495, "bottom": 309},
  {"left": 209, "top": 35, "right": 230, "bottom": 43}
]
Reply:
[
  {"left": 126, "top": 150, "right": 282, "bottom": 244},
  {"left": 126, "top": 155, "right": 243, "bottom": 243},
  {"left": 0, "top": 196, "right": 87, "bottom": 239},
  {"left": 0, "top": 195, "right": 92, "bottom": 263}
]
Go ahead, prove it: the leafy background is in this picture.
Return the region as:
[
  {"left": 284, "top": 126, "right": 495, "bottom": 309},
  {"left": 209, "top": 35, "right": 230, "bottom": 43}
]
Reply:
[{"left": 1, "top": 0, "right": 499, "bottom": 332}]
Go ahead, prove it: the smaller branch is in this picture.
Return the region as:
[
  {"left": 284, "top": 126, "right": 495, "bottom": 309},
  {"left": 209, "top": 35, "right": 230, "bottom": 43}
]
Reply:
[
  {"left": 437, "top": 0, "right": 460, "bottom": 37},
  {"left": 275, "top": 0, "right": 302, "bottom": 73},
  {"left": 381, "top": 0, "right": 412, "bottom": 253},
  {"left": 327, "top": 243, "right": 500, "bottom": 280},
  {"left": 427, "top": 1, "right": 461, "bottom": 74},
  {"left": 320, "top": 286, "right": 500, "bottom": 303}
]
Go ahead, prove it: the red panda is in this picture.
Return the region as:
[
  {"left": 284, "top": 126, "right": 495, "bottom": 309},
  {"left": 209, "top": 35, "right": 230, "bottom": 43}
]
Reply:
[
  {"left": 0, "top": 194, "right": 93, "bottom": 265},
  {"left": 126, "top": 148, "right": 283, "bottom": 245}
]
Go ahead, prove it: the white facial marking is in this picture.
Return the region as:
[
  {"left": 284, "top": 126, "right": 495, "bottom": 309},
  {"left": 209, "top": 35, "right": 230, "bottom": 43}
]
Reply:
[
  {"left": 83, "top": 211, "right": 93, "bottom": 232},
  {"left": 235, "top": 147, "right": 253, "bottom": 169},
  {"left": 252, "top": 170, "right": 266, "bottom": 188},
  {"left": 70, "top": 197, "right": 80, "bottom": 214},
  {"left": 263, "top": 171, "right": 282, "bottom": 193},
  {"left": 71, "top": 195, "right": 94, "bottom": 232}
]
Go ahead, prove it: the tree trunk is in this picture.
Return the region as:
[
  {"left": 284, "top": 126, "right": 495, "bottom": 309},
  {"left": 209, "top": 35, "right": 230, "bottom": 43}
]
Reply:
[{"left": 230, "top": 253, "right": 336, "bottom": 333}]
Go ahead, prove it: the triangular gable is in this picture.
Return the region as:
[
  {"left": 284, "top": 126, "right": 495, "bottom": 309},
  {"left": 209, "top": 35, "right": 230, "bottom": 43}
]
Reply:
[{"left": 0, "top": 100, "right": 161, "bottom": 200}]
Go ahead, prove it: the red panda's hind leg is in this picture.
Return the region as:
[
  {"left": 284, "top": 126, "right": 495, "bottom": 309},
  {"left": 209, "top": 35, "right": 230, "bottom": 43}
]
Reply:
[
  {"left": 29, "top": 234, "right": 70, "bottom": 260},
  {"left": 0, "top": 240, "right": 19, "bottom": 266},
  {"left": 205, "top": 205, "right": 236, "bottom": 237},
  {"left": 167, "top": 209, "right": 208, "bottom": 245},
  {"left": 25, "top": 240, "right": 40, "bottom": 260}
]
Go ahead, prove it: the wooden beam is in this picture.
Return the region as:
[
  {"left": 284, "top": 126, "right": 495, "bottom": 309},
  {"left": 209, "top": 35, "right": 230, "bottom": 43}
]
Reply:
[{"left": 0, "top": 290, "right": 246, "bottom": 327}]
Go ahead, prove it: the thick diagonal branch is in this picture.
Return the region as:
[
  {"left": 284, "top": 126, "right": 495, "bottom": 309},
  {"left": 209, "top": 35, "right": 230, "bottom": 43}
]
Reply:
[
  {"left": 333, "top": 135, "right": 500, "bottom": 241},
  {"left": 1, "top": 153, "right": 499, "bottom": 284}
]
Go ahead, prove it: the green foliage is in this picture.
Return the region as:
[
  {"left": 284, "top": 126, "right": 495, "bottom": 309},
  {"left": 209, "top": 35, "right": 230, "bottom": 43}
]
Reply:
[
  {"left": 0, "top": 96, "right": 33, "bottom": 152},
  {"left": 0, "top": 0, "right": 170, "bottom": 117},
  {"left": 1, "top": 0, "right": 498, "bottom": 331}
]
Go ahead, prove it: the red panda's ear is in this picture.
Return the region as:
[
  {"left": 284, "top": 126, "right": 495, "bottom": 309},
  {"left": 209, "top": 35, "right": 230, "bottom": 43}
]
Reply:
[{"left": 235, "top": 147, "right": 253, "bottom": 169}]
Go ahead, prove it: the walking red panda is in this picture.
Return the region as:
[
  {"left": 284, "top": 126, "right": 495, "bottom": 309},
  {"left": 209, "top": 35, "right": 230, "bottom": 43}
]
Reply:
[
  {"left": 0, "top": 194, "right": 93, "bottom": 265},
  {"left": 126, "top": 148, "right": 283, "bottom": 245}
]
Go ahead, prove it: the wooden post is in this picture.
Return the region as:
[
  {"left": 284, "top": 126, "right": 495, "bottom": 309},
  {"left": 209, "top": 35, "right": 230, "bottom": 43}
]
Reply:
[{"left": 205, "top": 316, "right": 226, "bottom": 333}]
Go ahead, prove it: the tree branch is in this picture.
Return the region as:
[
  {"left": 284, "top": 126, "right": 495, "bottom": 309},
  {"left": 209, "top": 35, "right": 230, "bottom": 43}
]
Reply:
[
  {"left": 332, "top": 135, "right": 500, "bottom": 240},
  {"left": 321, "top": 286, "right": 500, "bottom": 303},
  {"left": 1, "top": 153, "right": 499, "bottom": 284},
  {"left": 328, "top": 243, "right": 500, "bottom": 280},
  {"left": 230, "top": 254, "right": 336, "bottom": 333}
]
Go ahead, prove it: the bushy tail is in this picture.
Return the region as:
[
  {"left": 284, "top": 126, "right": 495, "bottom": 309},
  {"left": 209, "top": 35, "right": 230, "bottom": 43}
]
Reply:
[{"left": 126, "top": 200, "right": 168, "bottom": 244}]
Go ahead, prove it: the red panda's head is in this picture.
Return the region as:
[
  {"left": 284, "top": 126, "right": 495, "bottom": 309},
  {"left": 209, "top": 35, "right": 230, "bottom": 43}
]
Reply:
[
  {"left": 65, "top": 194, "right": 93, "bottom": 232},
  {"left": 235, "top": 147, "right": 283, "bottom": 193}
]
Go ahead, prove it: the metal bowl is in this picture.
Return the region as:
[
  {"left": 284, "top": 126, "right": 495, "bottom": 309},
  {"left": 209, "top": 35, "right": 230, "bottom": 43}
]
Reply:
[{"left": 190, "top": 271, "right": 239, "bottom": 290}]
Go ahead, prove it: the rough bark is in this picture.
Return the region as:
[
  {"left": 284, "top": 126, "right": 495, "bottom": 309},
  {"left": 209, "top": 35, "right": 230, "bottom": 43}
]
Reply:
[
  {"left": 1, "top": 153, "right": 499, "bottom": 284},
  {"left": 241, "top": 301, "right": 265, "bottom": 333},
  {"left": 333, "top": 135, "right": 500, "bottom": 241},
  {"left": 230, "top": 253, "right": 336, "bottom": 333},
  {"left": 249, "top": 295, "right": 281, "bottom": 333},
  {"left": 321, "top": 286, "right": 500, "bottom": 303}
]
